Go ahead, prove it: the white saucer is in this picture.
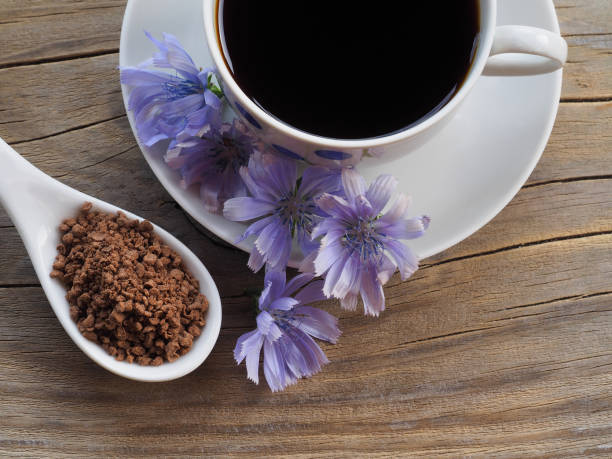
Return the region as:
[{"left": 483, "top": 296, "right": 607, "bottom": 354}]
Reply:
[{"left": 120, "top": 0, "right": 562, "bottom": 264}]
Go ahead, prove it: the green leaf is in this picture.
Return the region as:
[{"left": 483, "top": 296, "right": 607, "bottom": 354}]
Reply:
[
  {"left": 206, "top": 73, "right": 224, "bottom": 98},
  {"left": 209, "top": 84, "right": 224, "bottom": 98}
]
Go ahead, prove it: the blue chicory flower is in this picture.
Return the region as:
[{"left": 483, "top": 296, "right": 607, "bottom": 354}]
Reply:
[
  {"left": 223, "top": 153, "right": 342, "bottom": 272},
  {"left": 234, "top": 270, "right": 341, "bottom": 392},
  {"left": 120, "top": 32, "right": 222, "bottom": 148},
  {"left": 165, "top": 119, "right": 258, "bottom": 214},
  {"left": 310, "top": 169, "right": 430, "bottom": 316}
]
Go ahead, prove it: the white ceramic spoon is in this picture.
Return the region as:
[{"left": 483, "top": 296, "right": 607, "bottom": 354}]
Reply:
[{"left": 0, "top": 137, "right": 222, "bottom": 382}]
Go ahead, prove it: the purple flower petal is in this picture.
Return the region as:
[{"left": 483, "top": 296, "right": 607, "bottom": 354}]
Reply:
[
  {"left": 366, "top": 174, "right": 397, "bottom": 214},
  {"left": 375, "top": 215, "right": 429, "bottom": 240},
  {"left": 268, "top": 297, "right": 300, "bottom": 311},
  {"left": 236, "top": 215, "right": 276, "bottom": 243},
  {"left": 278, "top": 334, "right": 309, "bottom": 381},
  {"left": 143, "top": 30, "right": 165, "bottom": 53},
  {"left": 294, "top": 279, "right": 327, "bottom": 305},
  {"left": 298, "top": 249, "right": 318, "bottom": 274},
  {"left": 322, "top": 251, "right": 350, "bottom": 298},
  {"left": 265, "top": 156, "right": 297, "bottom": 198},
  {"left": 234, "top": 329, "right": 257, "bottom": 363},
  {"left": 297, "top": 228, "right": 321, "bottom": 257},
  {"left": 196, "top": 67, "right": 216, "bottom": 87},
  {"left": 203, "top": 89, "right": 222, "bottom": 110},
  {"left": 254, "top": 219, "right": 291, "bottom": 269},
  {"left": 384, "top": 239, "right": 419, "bottom": 281},
  {"left": 258, "top": 277, "right": 274, "bottom": 310},
  {"left": 239, "top": 160, "right": 279, "bottom": 202},
  {"left": 200, "top": 175, "right": 223, "bottom": 214},
  {"left": 160, "top": 93, "right": 204, "bottom": 117},
  {"left": 340, "top": 292, "right": 359, "bottom": 311},
  {"left": 263, "top": 339, "right": 292, "bottom": 392},
  {"left": 224, "top": 197, "right": 276, "bottom": 221},
  {"left": 256, "top": 311, "right": 283, "bottom": 340},
  {"left": 269, "top": 231, "right": 293, "bottom": 271},
  {"left": 331, "top": 253, "right": 361, "bottom": 299},
  {"left": 244, "top": 331, "right": 265, "bottom": 384},
  {"left": 319, "top": 228, "right": 347, "bottom": 249},
  {"left": 247, "top": 246, "right": 266, "bottom": 272},
  {"left": 263, "top": 270, "right": 286, "bottom": 299},
  {"left": 316, "top": 193, "right": 355, "bottom": 221},
  {"left": 314, "top": 238, "right": 344, "bottom": 276},
  {"left": 287, "top": 328, "right": 329, "bottom": 376},
  {"left": 184, "top": 106, "right": 219, "bottom": 136},
  {"left": 379, "top": 193, "right": 412, "bottom": 224},
  {"left": 299, "top": 166, "right": 342, "bottom": 199},
  {"left": 291, "top": 306, "right": 341, "bottom": 343},
  {"left": 341, "top": 168, "right": 367, "bottom": 200},
  {"left": 311, "top": 218, "right": 344, "bottom": 240},
  {"left": 354, "top": 195, "right": 375, "bottom": 218},
  {"left": 283, "top": 273, "right": 315, "bottom": 298},
  {"left": 376, "top": 254, "right": 397, "bottom": 285},
  {"left": 157, "top": 33, "right": 199, "bottom": 81},
  {"left": 360, "top": 268, "right": 385, "bottom": 316}
]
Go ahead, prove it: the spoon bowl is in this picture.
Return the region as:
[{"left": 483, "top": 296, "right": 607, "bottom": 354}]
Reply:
[{"left": 0, "top": 138, "right": 222, "bottom": 382}]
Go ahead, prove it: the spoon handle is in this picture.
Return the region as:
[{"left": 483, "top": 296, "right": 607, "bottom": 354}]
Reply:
[
  {"left": 0, "top": 137, "right": 59, "bottom": 222},
  {"left": 0, "top": 137, "right": 78, "bottom": 251}
]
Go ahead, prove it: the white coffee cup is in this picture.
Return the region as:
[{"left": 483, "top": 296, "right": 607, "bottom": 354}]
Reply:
[{"left": 203, "top": 0, "right": 567, "bottom": 167}]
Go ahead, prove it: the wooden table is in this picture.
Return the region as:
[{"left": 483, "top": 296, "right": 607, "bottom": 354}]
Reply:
[{"left": 1, "top": 1, "right": 610, "bottom": 457}]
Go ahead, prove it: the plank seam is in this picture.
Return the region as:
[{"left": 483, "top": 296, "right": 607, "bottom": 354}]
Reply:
[
  {"left": 0, "top": 284, "right": 41, "bottom": 289},
  {"left": 0, "top": 49, "right": 119, "bottom": 70},
  {"left": 422, "top": 230, "right": 612, "bottom": 268},
  {"left": 11, "top": 114, "right": 126, "bottom": 145},
  {"left": 399, "top": 324, "right": 507, "bottom": 347},
  {"left": 54, "top": 145, "right": 138, "bottom": 179},
  {"left": 560, "top": 96, "right": 612, "bottom": 103},
  {"left": 491, "top": 291, "right": 612, "bottom": 313},
  {"left": 523, "top": 175, "right": 612, "bottom": 189}
]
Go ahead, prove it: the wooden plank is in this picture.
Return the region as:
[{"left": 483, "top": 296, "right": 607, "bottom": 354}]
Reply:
[
  {"left": 1, "top": 234, "right": 611, "bottom": 456},
  {"left": 555, "top": 0, "right": 612, "bottom": 36},
  {"left": 0, "top": 54, "right": 124, "bottom": 144},
  {"left": 526, "top": 101, "right": 611, "bottom": 185},
  {"left": 556, "top": 0, "right": 612, "bottom": 100},
  {"left": 425, "top": 177, "right": 612, "bottom": 264},
  {"left": 0, "top": 1, "right": 124, "bottom": 67},
  {"left": 563, "top": 34, "right": 612, "bottom": 100}
]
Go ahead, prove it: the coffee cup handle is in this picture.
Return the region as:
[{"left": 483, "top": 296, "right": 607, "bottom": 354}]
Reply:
[{"left": 483, "top": 25, "right": 568, "bottom": 76}]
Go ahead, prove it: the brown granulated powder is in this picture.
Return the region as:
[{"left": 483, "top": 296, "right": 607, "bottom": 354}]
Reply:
[{"left": 50, "top": 202, "right": 208, "bottom": 366}]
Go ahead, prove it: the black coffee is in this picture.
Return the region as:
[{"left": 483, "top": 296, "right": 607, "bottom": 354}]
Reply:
[{"left": 219, "top": 1, "right": 479, "bottom": 139}]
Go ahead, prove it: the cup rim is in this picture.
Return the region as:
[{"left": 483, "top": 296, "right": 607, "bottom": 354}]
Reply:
[{"left": 203, "top": 0, "right": 497, "bottom": 149}]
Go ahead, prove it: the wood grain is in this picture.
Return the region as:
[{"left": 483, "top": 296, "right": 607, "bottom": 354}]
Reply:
[
  {"left": 0, "top": 1, "right": 124, "bottom": 68},
  {"left": 0, "top": 0, "right": 611, "bottom": 457},
  {"left": 0, "top": 54, "right": 124, "bottom": 144}
]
